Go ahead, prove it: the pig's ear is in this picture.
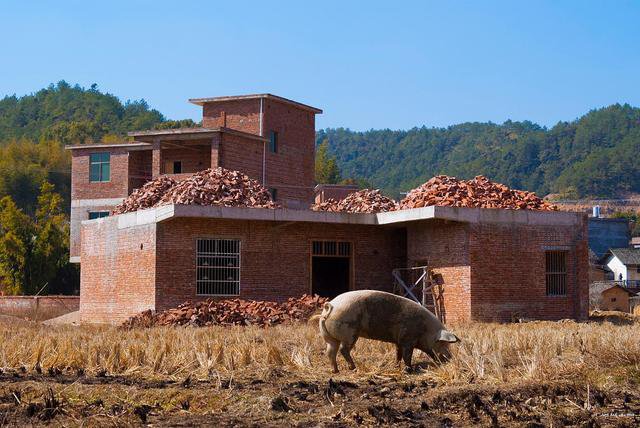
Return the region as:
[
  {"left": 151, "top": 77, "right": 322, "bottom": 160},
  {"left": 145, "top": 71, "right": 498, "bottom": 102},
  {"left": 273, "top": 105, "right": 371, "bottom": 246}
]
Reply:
[{"left": 436, "top": 330, "right": 459, "bottom": 343}]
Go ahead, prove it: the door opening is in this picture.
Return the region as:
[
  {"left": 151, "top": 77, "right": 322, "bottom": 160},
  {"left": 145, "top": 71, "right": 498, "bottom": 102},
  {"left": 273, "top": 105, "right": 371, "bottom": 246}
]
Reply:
[{"left": 311, "top": 241, "right": 351, "bottom": 299}]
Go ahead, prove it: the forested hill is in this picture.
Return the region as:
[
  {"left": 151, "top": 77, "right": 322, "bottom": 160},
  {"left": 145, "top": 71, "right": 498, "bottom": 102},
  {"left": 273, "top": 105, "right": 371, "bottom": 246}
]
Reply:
[
  {"left": 0, "top": 81, "right": 195, "bottom": 214},
  {"left": 316, "top": 104, "right": 640, "bottom": 199},
  {"left": 0, "top": 81, "right": 195, "bottom": 144}
]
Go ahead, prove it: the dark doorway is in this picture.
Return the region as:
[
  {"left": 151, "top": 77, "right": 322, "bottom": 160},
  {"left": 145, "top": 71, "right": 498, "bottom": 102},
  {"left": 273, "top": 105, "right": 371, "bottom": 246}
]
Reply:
[{"left": 312, "top": 256, "right": 350, "bottom": 299}]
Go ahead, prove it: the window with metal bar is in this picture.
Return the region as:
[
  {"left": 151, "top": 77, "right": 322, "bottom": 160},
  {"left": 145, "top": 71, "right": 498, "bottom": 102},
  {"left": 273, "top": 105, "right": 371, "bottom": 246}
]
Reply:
[
  {"left": 89, "top": 152, "right": 110, "bottom": 182},
  {"left": 196, "top": 238, "right": 241, "bottom": 295},
  {"left": 545, "top": 251, "right": 567, "bottom": 296},
  {"left": 311, "top": 240, "right": 351, "bottom": 257}
]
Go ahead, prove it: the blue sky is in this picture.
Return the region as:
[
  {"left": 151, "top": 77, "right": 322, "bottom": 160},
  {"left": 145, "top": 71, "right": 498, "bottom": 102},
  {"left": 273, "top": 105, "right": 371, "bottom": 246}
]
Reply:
[{"left": 1, "top": 1, "right": 639, "bottom": 130}]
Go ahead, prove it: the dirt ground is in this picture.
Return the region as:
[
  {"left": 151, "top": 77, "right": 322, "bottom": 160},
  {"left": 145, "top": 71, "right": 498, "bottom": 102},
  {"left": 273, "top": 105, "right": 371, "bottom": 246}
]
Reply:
[
  {"left": 1, "top": 316, "right": 639, "bottom": 426},
  {"left": 1, "top": 365, "right": 639, "bottom": 426}
]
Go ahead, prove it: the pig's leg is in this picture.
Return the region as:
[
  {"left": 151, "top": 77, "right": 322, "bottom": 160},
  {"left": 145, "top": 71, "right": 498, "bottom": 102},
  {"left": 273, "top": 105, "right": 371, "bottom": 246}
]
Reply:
[
  {"left": 339, "top": 339, "right": 357, "bottom": 370},
  {"left": 401, "top": 346, "right": 414, "bottom": 369},
  {"left": 325, "top": 337, "right": 340, "bottom": 373},
  {"left": 395, "top": 345, "right": 403, "bottom": 363}
]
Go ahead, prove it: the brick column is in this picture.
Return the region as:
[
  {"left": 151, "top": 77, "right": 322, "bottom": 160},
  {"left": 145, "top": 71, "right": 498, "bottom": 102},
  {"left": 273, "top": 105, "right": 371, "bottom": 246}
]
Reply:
[
  {"left": 211, "top": 134, "right": 221, "bottom": 168},
  {"left": 152, "top": 139, "right": 161, "bottom": 178}
]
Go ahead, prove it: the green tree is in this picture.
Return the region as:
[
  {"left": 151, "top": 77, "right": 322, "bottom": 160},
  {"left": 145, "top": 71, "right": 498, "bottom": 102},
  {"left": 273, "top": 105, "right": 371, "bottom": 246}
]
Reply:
[
  {"left": 0, "top": 196, "right": 34, "bottom": 294},
  {"left": 31, "top": 182, "right": 69, "bottom": 293},
  {"left": 315, "top": 139, "right": 341, "bottom": 184},
  {"left": 0, "top": 182, "right": 70, "bottom": 295}
]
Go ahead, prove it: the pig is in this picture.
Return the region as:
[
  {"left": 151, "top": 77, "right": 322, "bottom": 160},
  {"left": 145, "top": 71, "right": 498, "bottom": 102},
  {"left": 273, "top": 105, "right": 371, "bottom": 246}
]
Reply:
[{"left": 318, "top": 290, "right": 459, "bottom": 373}]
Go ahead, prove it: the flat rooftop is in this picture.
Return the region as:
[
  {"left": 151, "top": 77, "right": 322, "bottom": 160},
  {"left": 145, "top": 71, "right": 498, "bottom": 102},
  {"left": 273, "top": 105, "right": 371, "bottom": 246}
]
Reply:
[
  {"left": 86, "top": 204, "right": 585, "bottom": 230},
  {"left": 188, "top": 93, "right": 323, "bottom": 114}
]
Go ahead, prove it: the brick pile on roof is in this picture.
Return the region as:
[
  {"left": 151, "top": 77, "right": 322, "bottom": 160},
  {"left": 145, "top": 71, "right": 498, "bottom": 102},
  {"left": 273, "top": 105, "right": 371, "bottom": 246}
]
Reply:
[
  {"left": 112, "top": 176, "right": 178, "bottom": 215},
  {"left": 121, "top": 294, "right": 327, "bottom": 328},
  {"left": 400, "top": 175, "right": 557, "bottom": 211},
  {"left": 311, "top": 189, "right": 398, "bottom": 213},
  {"left": 112, "top": 168, "right": 278, "bottom": 214},
  {"left": 156, "top": 168, "right": 278, "bottom": 209}
]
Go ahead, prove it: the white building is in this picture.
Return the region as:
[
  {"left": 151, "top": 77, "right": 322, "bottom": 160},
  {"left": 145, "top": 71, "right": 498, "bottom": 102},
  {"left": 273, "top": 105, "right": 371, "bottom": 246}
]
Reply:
[{"left": 603, "top": 248, "right": 640, "bottom": 284}]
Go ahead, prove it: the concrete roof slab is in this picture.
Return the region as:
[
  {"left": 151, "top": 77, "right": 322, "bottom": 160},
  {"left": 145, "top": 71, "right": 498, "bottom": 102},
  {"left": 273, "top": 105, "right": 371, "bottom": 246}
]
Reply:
[{"left": 103, "top": 204, "right": 584, "bottom": 228}]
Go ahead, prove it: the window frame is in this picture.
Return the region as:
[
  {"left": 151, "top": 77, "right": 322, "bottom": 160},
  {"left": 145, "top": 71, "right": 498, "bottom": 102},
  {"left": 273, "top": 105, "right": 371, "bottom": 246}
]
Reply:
[
  {"left": 269, "top": 130, "right": 278, "bottom": 153},
  {"left": 89, "top": 152, "right": 111, "bottom": 183},
  {"left": 88, "top": 211, "right": 110, "bottom": 220},
  {"left": 545, "top": 250, "right": 568, "bottom": 297},
  {"left": 195, "top": 238, "right": 241, "bottom": 296}
]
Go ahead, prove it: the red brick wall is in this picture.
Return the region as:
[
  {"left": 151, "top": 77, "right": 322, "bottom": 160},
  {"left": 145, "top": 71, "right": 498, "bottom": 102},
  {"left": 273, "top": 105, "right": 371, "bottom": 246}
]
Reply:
[
  {"left": 262, "top": 98, "right": 316, "bottom": 207},
  {"left": 202, "top": 99, "right": 261, "bottom": 134},
  {"left": 71, "top": 148, "right": 130, "bottom": 200},
  {"left": 406, "top": 218, "right": 589, "bottom": 323},
  {"left": 78, "top": 213, "right": 588, "bottom": 324},
  {"left": 314, "top": 185, "right": 359, "bottom": 204},
  {"left": 154, "top": 218, "right": 405, "bottom": 311},
  {"left": 70, "top": 203, "right": 119, "bottom": 259},
  {"left": 128, "top": 150, "right": 152, "bottom": 192},
  {"left": 406, "top": 220, "right": 472, "bottom": 323},
  {"left": 201, "top": 97, "right": 317, "bottom": 208},
  {"left": 79, "top": 217, "right": 157, "bottom": 323},
  {"left": 159, "top": 146, "right": 211, "bottom": 174},
  {"left": 219, "top": 134, "right": 264, "bottom": 182},
  {"left": 468, "top": 220, "right": 589, "bottom": 322}
]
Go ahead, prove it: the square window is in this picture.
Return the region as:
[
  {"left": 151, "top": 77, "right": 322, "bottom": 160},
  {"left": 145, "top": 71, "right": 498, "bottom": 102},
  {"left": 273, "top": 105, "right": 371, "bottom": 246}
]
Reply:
[
  {"left": 269, "top": 131, "right": 278, "bottom": 153},
  {"left": 89, "top": 152, "right": 110, "bottom": 182},
  {"left": 196, "top": 238, "right": 241, "bottom": 295},
  {"left": 545, "top": 251, "right": 567, "bottom": 296}
]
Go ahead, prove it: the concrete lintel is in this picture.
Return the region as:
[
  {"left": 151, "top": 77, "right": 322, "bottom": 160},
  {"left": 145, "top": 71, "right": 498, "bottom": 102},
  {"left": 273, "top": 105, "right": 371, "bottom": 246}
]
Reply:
[
  {"left": 71, "top": 198, "right": 124, "bottom": 208},
  {"left": 275, "top": 209, "right": 376, "bottom": 224},
  {"left": 376, "top": 205, "right": 583, "bottom": 226},
  {"left": 376, "top": 206, "right": 436, "bottom": 224}
]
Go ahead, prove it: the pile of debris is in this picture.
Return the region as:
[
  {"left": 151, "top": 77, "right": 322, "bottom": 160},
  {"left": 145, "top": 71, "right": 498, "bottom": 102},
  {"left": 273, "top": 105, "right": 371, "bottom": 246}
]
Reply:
[
  {"left": 399, "top": 175, "right": 557, "bottom": 211},
  {"left": 122, "top": 294, "right": 327, "bottom": 328},
  {"left": 112, "top": 168, "right": 278, "bottom": 215},
  {"left": 112, "top": 176, "right": 178, "bottom": 215},
  {"left": 311, "top": 189, "right": 398, "bottom": 213},
  {"left": 156, "top": 168, "right": 278, "bottom": 209}
]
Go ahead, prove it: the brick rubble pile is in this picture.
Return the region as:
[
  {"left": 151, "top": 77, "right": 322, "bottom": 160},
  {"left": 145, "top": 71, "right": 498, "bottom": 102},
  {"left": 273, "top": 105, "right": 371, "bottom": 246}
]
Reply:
[
  {"left": 122, "top": 294, "right": 327, "bottom": 328},
  {"left": 156, "top": 168, "right": 278, "bottom": 209},
  {"left": 311, "top": 189, "right": 398, "bottom": 213},
  {"left": 112, "top": 167, "right": 278, "bottom": 214},
  {"left": 400, "top": 175, "right": 557, "bottom": 211},
  {"left": 112, "top": 176, "right": 178, "bottom": 215}
]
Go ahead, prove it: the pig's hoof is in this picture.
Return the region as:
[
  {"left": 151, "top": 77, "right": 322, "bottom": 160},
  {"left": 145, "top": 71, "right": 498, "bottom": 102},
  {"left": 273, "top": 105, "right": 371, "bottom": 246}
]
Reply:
[
  {"left": 403, "top": 366, "right": 415, "bottom": 374},
  {"left": 348, "top": 365, "right": 356, "bottom": 371}
]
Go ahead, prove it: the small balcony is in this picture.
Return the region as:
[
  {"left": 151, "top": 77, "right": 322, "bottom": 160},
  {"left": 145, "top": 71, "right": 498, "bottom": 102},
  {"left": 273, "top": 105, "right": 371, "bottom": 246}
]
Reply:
[{"left": 127, "top": 128, "right": 221, "bottom": 193}]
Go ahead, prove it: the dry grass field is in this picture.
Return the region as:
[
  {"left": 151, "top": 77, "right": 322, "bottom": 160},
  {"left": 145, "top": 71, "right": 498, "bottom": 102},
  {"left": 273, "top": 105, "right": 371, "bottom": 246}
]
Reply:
[{"left": 1, "top": 317, "right": 639, "bottom": 426}]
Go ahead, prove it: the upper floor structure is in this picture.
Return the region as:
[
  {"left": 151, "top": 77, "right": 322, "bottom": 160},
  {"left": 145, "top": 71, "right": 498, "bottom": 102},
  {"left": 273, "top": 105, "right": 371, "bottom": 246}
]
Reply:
[{"left": 67, "top": 94, "right": 322, "bottom": 261}]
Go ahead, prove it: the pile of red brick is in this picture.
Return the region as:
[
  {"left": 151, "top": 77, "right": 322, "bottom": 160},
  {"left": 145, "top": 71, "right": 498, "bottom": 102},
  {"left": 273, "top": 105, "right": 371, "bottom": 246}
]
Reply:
[
  {"left": 400, "top": 175, "right": 557, "bottom": 210},
  {"left": 122, "top": 294, "right": 327, "bottom": 328},
  {"left": 156, "top": 168, "right": 278, "bottom": 209},
  {"left": 112, "top": 176, "right": 177, "bottom": 215},
  {"left": 311, "top": 189, "right": 398, "bottom": 213},
  {"left": 112, "top": 168, "right": 278, "bottom": 214}
]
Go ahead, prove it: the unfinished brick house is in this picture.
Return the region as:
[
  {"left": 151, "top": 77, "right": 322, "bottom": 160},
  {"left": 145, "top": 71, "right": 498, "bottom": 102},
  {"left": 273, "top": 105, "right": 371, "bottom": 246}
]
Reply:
[
  {"left": 69, "top": 94, "right": 589, "bottom": 324},
  {"left": 67, "top": 94, "right": 322, "bottom": 261}
]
